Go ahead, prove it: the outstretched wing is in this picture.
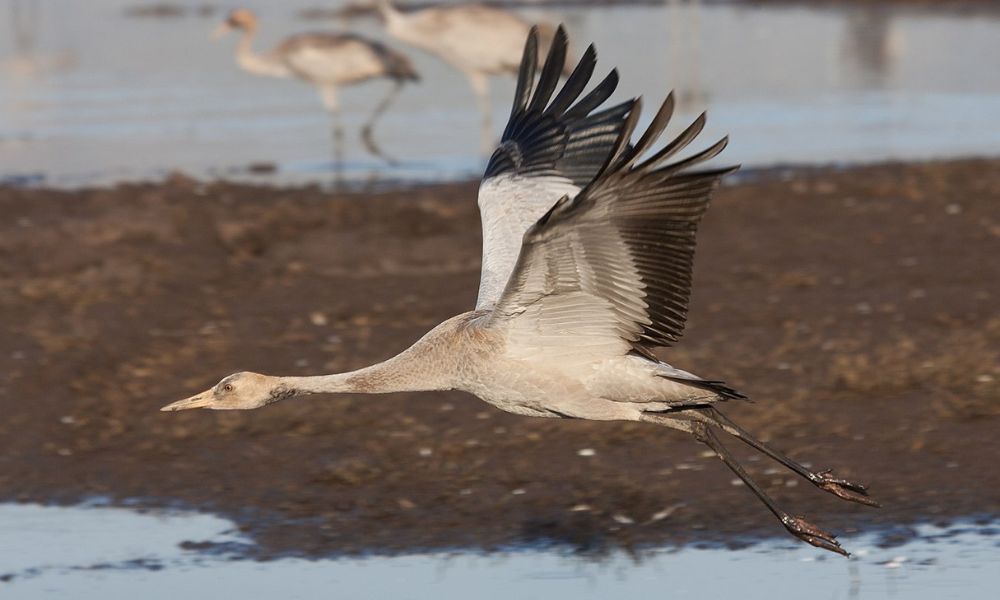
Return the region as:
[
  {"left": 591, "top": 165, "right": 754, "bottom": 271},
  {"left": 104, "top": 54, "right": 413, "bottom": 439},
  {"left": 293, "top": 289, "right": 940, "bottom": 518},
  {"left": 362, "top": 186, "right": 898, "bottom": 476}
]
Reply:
[
  {"left": 475, "top": 25, "right": 635, "bottom": 310},
  {"left": 489, "top": 95, "right": 737, "bottom": 354}
]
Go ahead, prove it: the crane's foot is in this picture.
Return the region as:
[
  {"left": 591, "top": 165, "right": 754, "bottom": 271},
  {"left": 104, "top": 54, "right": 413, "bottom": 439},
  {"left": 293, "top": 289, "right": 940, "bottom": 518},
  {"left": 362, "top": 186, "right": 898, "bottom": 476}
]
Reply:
[
  {"left": 811, "top": 469, "right": 881, "bottom": 507},
  {"left": 782, "top": 515, "right": 849, "bottom": 557}
]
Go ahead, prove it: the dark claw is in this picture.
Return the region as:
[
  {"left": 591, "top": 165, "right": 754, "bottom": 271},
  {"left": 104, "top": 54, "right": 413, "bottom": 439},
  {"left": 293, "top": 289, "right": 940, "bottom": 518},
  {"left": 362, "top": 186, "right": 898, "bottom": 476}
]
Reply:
[
  {"left": 813, "top": 470, "right": 881, "bottom": 507},
  {"left": 816, "top": 469, "right": 867, "bottom": 492},
  {"left": 782, "top": 515, "right": 850, "bottom": 557},
  {"left": 817, "top": 469, "right": 868, "bottom": 494}
]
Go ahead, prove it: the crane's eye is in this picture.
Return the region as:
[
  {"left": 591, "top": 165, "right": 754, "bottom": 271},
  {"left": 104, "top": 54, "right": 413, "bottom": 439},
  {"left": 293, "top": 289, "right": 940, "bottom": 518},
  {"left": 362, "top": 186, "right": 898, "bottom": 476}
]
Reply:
[{"left": 223, "top": 383, "right": 234, "bottom": 392}]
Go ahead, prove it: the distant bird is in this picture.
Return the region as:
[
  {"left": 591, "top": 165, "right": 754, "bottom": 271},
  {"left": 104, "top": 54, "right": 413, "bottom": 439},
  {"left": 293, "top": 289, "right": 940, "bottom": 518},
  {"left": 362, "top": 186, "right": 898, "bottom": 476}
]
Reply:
[
  {"left": 164, "top": 27, "right": 878, "bottom": 556},
  {"left": 372, "top": 0, "right": 566, "bottom": 153},
  {"left": 214, "top": 8, "right": 419, "bottom": 162}
]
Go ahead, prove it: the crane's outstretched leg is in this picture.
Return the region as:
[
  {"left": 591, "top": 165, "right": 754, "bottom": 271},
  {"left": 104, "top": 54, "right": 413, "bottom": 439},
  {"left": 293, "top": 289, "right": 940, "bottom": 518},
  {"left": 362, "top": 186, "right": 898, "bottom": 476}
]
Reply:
[
  {"left": 689, "top": 407, "right": 879, "bottom": 507},
  {"left": 360, "top": 80, "right": 404, "bottom": 164},
  {"left": 465, "top": 71, "right": 493, "bottom": 156},
  {"left": 642, "top": 413, "right": 848, "bottom": 556},
  {"left": 320, "top": 85, "right": 344, "bottom": 182}
]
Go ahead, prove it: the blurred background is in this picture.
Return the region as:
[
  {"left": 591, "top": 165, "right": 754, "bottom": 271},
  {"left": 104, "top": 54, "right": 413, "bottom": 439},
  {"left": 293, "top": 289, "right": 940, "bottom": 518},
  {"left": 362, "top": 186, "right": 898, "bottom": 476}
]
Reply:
[
  {"left": 1, "top": 1, "right": 998, "bottom": 598},
  {"left": 4, "top": 0, "right": 1000, "bottom": 185}
]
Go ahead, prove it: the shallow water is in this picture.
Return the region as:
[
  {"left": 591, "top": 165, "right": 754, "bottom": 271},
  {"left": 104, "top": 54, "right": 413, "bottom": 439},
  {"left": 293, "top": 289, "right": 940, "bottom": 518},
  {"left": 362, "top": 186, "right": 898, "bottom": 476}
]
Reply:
[
  {"left": 2, "top": 1, "right": 1000, "bottom": 186},
  {"left": 0, "top": 503, "right": 995, "bottom": 599}
]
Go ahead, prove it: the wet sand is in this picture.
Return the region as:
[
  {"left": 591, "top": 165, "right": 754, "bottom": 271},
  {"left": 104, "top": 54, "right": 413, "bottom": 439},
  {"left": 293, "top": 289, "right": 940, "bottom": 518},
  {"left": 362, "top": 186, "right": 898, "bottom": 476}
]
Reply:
[{"left": 1, "top": 159, "right": 997, "bottom": 557}]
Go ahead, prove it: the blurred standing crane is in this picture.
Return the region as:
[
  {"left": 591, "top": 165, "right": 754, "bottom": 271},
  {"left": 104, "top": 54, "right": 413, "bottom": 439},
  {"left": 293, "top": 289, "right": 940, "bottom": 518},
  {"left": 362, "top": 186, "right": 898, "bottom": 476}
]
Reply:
[
  {"left": 164, "top": 27, "right": 879, "bottom": 556},
  {"left": 373, "top": 0, "right": 565, "bottom": 153},
  {"left": 3, "top": 0, "right": 75, "bottom": 77},
  {"left": 214, "top": 8, "right": 419, "bottom": 163}
]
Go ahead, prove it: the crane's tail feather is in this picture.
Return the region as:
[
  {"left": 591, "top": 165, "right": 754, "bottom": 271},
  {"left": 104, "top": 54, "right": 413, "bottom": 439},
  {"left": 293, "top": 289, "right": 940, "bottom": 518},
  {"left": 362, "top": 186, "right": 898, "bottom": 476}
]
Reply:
[{"left": 659, "top": 375, "right": 749, "bottom": 402}]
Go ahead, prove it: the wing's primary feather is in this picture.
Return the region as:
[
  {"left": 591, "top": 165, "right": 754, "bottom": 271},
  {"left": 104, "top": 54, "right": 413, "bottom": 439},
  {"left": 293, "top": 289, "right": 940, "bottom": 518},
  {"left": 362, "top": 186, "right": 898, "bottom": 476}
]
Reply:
[
  {"left": 475, "top": 25, "right": 635, "bottom": 310},
  {"left": 489, "top": 95, "right": 738, "bottom": 353}
]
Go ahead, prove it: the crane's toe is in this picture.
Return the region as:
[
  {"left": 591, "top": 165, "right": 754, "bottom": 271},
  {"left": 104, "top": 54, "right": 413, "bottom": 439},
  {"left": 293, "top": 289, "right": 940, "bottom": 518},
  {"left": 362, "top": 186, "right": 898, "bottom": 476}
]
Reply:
[
  {"left": 813, "top": 470, "right": 881, "bottom": 507},
  {"left": 782, "top": 515, "right": 849, "bottom": 557}
]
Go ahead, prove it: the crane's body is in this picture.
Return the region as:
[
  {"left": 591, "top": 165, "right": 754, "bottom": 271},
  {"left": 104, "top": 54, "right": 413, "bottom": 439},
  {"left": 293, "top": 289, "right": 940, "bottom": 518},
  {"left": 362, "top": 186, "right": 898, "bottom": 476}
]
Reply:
[
  {"left": 378, "top": 2, "right": 548, "bottom": 76},
  {"left": 272, "top": 310, "right": 717, "bottom": 420},
  {"left": 216, "top": 9, "right": 419, "bottom": 160},
  {"left": 374, "top": 0, "right": 563, "bottom": 152},
  {"left": 269, "top": 33, "right": 416, "bottom": 86},
  {"left": 166, "top": 26, "right": 878, "bottom": 556}
]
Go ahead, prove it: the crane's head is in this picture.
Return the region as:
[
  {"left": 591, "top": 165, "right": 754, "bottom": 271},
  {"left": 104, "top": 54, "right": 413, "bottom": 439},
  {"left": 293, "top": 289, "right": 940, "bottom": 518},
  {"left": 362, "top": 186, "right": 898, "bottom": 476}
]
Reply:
[
  {"left": 212, "top": 8, "right": 257, "bottom": 38},
  {"left": 160, "top": 371, "right": 283, "bottom": 411}
]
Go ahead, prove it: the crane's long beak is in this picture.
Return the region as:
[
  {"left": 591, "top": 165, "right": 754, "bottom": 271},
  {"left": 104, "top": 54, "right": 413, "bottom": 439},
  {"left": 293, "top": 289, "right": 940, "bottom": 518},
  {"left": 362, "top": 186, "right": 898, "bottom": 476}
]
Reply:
[
  {"left": 211, "top": 22, "right": 231, "bottom": 40},
  {"left": 161, "top": 389, "right": 214, "bottom": 412}
]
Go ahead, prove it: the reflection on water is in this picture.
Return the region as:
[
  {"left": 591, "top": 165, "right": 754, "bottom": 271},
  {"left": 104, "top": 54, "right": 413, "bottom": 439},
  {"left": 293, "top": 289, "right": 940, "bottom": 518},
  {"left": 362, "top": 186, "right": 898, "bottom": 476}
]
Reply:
[
  {"left": 2, "top": 0, "right": 1000, "bottom": 187},
  {"left": 842, "top": 6, "right": 898, "bottom": 89},
  {"left": 0, "top": 503, "right": 996, "bottom": 599},
  {"left": 666, "top": 0, "right": 709, "bottom": 111},
  {"left": 2, "top": 0, "right": 75, "bottom": 77}
]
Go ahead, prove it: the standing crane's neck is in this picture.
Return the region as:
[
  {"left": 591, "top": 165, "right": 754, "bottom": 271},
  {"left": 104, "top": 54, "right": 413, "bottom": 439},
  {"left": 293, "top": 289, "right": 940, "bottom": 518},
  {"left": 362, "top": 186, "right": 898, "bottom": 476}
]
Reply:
[
  {"left": 375, "top": 0, "right": 405, "bottom": 26},
  {"left": 234, "top": 26, "right": 291, "bottom": 78}
]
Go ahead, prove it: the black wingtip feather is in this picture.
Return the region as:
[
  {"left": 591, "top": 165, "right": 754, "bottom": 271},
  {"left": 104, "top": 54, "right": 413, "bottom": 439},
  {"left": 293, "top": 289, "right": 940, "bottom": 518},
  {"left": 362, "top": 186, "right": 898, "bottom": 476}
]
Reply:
[
  {"left": 655, "top": 135, "right": 731, "bottom": 177},
  {"left": 563, "top": 68, "right": 619, "bottom": 121},
  {"left": 547, "top": 43, "right": 597, "bottom": 116},
  {"left": 511, "top": 27, "right": 539, "bottom": 117},
  {"left": 528, "top": 25, "right": 568, "bottom": 113},
  {"left": 619, "top": 93, "right": 676, "bottom": 171},
  {"left": 636, "top": 111, "right": 708, "bottom": 172},
  {"left": 598, "top": 96, "right": 643, "bottom": 178},
  {"left": 485, "top": 27, "right": 634, "bottom": 188}
]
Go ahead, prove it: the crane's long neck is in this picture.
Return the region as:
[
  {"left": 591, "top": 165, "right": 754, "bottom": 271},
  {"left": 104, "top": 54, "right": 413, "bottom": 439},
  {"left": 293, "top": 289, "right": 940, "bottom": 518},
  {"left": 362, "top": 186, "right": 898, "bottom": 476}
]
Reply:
[
  {"left": 375, "top": 0, "right": 407, "bottom": 29},
  {"left": 276, "top": 361, "right": 430, "bottom": 397},
  {"left": 266, "top": 332, "right": 457, "bottom": 401},
  {"left": 235, "top": 27, "right": 290, "bottom": 78}
]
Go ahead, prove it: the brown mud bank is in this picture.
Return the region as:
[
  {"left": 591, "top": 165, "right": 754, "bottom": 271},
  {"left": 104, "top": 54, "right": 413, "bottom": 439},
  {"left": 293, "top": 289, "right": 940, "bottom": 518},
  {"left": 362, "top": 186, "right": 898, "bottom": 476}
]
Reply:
[{"left": 1, "top": 159, "right": 997, "bottom": 557}]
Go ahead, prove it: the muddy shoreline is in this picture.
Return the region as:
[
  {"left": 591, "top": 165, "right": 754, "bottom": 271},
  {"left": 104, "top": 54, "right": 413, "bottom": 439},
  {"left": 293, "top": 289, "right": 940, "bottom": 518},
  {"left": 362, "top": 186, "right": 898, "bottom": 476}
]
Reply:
[{"left": 1, "top": 159, "right": 997, "bottom": 558}]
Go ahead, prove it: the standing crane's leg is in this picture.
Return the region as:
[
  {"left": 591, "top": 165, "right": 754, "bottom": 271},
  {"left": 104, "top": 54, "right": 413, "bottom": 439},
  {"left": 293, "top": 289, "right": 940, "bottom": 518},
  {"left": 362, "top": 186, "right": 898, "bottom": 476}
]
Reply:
[
  {"left": 642, "top": 413, "right": 848, "bottom": 556},
  {"left": 320, "top": 85, "right": 344, "bottom": 181},
  {"left": 689, "top": 407, "right": 879, "bottom": 507},
  {"left": 360, "top": 80, "right": 404, "bottom": 164},
  {"left": 465, "top": 71, "right": 493, "bottom": 156}
]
